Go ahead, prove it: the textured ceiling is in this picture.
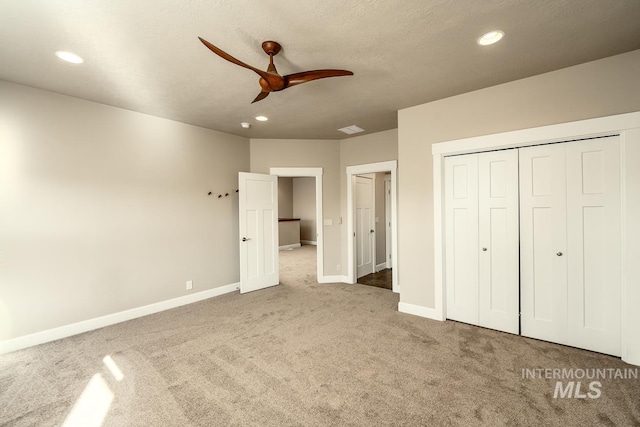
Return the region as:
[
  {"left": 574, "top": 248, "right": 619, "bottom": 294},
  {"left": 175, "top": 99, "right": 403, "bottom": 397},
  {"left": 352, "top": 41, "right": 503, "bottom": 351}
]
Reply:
[{"left": 1, "top": 0, "right": 640, "bottom": 139}]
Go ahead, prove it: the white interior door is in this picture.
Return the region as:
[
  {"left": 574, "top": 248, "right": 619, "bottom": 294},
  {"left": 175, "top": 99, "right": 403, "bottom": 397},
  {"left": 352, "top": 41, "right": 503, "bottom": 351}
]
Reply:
[
  {"left": 239, "top": 172, "right": 279, "bottom": 293},
  {"left": 356, "top": 175, "right": 375, "bottom": 278},
  {"left": 478, "top": 150, "right": 520, "bottom": 334},
  {"left": 444, "top": 154, "right": 479, "bottom": 325},
  {"left": 519, "top": 144, "right": 568, "bottom": 344},
  {"left": 565, "top": 137, "right": 621, "bottom": 356}
]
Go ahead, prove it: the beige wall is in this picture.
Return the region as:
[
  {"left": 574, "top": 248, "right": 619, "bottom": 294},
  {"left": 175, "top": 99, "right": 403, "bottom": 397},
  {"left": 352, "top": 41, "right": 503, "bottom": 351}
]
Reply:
[
  {"left": 293, "top": 177, "right": 316, "bottom": 242},
  {"left": 340, "top": 129, "right": 398, "bottom": 167},
  {"left": 278, "top": 177, "right": 293, "bottom": 217},
  {"left": 0, "top": 81, "right": 250, "bottom": 340},
  {"left": 398, "top": 49, "right": 640, "bottom": 309},
  {"left": 250, "top": 139, "right": 342, "bottom": 275}
]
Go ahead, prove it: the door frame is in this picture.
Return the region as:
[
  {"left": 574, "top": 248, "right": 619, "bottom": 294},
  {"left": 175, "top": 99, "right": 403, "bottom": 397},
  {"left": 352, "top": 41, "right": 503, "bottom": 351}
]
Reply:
[
  {"left": 270, "top": 167, "right": 326, "bottom": 282},
  {"left": 346, "top": 160, "right": 398, "bottom": 292},
  {"left": 430, "top": 111, "right": 640, "bottom": 366}
]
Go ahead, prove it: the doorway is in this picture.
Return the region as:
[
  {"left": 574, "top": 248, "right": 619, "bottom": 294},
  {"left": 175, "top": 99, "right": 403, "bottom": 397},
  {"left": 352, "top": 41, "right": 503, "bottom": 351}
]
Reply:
[
  {"left": 270, "top": 167, "right": 325, "bottom": 282},
  {"left": 277, "top": 176, "right": 317, "bottom": 284},
  {"left": 355, "top": 172, "right": 392, "bottom": 290},
  {"left": 346, "top": 161, "right": 398, "bottom": 293}
]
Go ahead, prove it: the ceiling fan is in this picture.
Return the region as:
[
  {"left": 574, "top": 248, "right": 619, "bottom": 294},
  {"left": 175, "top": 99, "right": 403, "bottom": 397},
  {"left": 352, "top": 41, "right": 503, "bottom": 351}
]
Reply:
[{"left": 198, "top": 37, "right": 354, "bottom": 103}]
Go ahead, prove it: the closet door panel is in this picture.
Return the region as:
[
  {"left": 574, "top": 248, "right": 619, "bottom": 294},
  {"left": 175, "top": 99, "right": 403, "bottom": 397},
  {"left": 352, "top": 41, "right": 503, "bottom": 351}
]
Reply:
[
  {"left": 566, "top": 136, "right": 621, "bottom": 356},
  {"left": 519, "top": 144, "right": 568, "bottom": 344},
  {"left": 478, "top": 150, "right": 520, "bottom": 334},
  {"left": 445, "top": 154, "right": 479, "bottom": 325}
]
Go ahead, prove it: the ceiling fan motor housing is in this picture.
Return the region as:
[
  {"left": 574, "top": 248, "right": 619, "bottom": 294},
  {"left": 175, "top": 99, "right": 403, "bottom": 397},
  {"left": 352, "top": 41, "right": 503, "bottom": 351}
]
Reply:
[{"left": 261, "top": 41, "right": 282, "bottom": 56}]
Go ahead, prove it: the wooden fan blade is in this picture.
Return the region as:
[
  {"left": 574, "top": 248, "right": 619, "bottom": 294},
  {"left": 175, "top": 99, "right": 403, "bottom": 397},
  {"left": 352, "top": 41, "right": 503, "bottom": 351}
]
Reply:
[
  {"left": 284, "top": 69, "right": 353, "bottom": 88},
  {"left": 198, "top": 37, "right": 274, "bottom": 82},
  {"left": 251, "top": 91, "right": 270, "bottom": 103}
]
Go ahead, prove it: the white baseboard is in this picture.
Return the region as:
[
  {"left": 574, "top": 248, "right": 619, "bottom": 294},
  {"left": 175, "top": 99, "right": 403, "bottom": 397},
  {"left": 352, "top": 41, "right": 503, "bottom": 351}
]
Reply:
[
  {"left": 398, "top": 302, "right": 444, "bottom": 321},
  {"left": 318, "top": 275, "right": 349, "bottom": 284},
  {"left": 0, "top": 282, "right": 239, "bottom": 355},
  {"left": 300, "top": 240, "right": 317, "bottom": 246},
  {"left": 279, "top": 243, "right": 301, "bottom": 250},
  {"left": 375, "top": 262, "right": 387, "bottom": 272}
]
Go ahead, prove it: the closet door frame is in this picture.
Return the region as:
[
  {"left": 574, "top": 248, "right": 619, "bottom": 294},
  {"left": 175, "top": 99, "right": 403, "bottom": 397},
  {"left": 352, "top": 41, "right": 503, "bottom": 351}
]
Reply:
[{"left": 430, "top": 111, "right": 640, "bottom": 366}]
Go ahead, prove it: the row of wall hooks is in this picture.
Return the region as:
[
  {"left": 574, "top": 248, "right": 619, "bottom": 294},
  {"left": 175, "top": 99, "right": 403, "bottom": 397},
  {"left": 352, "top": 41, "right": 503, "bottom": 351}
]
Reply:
[{"left": 208, "top": 189, "right": 239, "bottom": 198}]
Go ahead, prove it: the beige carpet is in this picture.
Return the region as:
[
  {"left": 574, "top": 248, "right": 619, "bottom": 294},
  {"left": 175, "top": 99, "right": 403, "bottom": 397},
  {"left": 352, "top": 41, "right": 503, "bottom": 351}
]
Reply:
[{"left": 1, "top": 245, "right": 639, "bottom": 426}]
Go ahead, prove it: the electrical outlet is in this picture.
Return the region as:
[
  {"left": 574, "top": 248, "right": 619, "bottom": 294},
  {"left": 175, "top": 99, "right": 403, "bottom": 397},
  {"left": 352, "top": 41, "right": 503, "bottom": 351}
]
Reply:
[
  {"left": 336, "top": 264, "right": 341, "bottom": 272},
  {"left": 186, "top": 280, "right": 193, "bottom": 290}
]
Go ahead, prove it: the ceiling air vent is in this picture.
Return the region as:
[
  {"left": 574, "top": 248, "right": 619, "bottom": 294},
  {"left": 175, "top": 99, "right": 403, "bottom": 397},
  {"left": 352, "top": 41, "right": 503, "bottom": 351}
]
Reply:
[{"left": 338, "top": 125, "right": 365, "bottom": 135}]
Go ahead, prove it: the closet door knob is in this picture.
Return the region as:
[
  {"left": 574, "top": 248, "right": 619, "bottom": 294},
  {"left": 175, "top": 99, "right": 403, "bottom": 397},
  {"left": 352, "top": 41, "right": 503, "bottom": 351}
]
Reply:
[
  {"left": 556, "top": 251, "right": 563, "bottom": 256},
  {"left": 482, "top": 247, "right": 487, "bottom": 251},
  {"left": 242, "top": 237, "right": 251, "bottom": 242}
]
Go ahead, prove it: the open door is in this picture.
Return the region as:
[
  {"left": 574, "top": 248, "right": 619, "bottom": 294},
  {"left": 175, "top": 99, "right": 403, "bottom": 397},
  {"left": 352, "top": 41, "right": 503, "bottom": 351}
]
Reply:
[
  {"left": 356, "top": 175, "right": 375, "bottom": 278},
  {"left": 239, "top": 172, "right": 279, "bottom": 293}
]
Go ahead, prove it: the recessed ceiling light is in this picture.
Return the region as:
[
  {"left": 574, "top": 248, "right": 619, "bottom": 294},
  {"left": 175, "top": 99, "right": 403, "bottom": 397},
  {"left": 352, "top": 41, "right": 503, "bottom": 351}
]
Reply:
[
  {"left": 338, "top": 125, "right": 365, "bottom": 135},
  {"left": 55, "top": 51, "right": 84, "bottom": 64},
  {"left": 255, "top": 115, "right": 268, "bottom": 122},
  {"left": 241, "top": 122, "right": 251, "bottom": 129},
  {"left": 477, "top": 30, "right": 504, "bottom": 46}
]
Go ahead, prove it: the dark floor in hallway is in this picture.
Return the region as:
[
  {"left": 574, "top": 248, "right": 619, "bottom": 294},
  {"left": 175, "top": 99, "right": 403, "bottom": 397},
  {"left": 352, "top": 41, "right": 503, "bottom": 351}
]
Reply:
[{"left": 358, "top": 268, "right": 392, "bottom": 290}]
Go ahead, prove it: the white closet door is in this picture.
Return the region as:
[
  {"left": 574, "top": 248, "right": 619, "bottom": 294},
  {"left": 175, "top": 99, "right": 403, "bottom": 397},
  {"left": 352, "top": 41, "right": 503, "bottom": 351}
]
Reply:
[
  {"left": 565, "top": 137, "right": 621, "bottom": 356},
  {"left": 519, "top": 144, "right": 568, "bottom": 344},
  {"left": 445, "top": 154, "right": 479, "bottom": 325},
  {"left": 478, "top": 150, "right": 520, "bottom": 334}
]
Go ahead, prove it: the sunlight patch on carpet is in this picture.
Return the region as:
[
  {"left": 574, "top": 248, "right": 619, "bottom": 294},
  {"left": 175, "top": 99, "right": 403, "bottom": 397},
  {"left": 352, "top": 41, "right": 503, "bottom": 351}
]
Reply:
[{"left": 62, "top": 373, "right": 114, "bottom": 427}]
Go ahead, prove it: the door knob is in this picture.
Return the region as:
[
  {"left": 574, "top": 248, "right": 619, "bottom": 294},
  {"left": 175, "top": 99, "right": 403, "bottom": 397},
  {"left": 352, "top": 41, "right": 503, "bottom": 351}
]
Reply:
[
  {"left": 482, "top": 247, "right": 487, "bottom": 251},
  {"left": 242, "top": 237, "right": 251, "bottom": 242},
  {"left": 556, "top": 251, "right": 563, "bottom": 256},
  {"left": 370, "top": 229, "right": 375, "bottom": 233}
]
